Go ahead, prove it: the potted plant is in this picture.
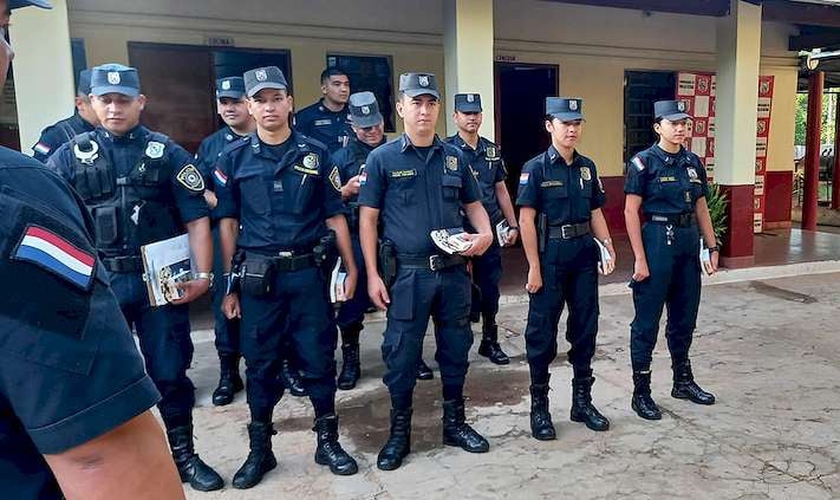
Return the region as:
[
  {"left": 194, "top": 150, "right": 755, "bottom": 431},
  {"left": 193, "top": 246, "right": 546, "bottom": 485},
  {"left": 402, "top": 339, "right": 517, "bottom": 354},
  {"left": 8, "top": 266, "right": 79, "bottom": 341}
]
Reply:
[{"left": 706, "top": 182, "right": 728, "bottom": 245}]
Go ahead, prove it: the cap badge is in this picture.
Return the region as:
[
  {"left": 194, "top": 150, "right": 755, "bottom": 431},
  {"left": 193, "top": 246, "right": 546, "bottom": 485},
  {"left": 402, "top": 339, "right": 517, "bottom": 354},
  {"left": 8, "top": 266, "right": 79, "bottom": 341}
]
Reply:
[
  {"left": 361, "top": 105, "right": 370, "bottom": 115},
  {"left": 467, "top": 94, "right": 475, "bottom": 103},
  {"left": 107, "top": 72, "right": 121, "bottom": 85},
  {"left": 418, "top": 75, "right": 429, "bottom": 87},
  {"left": 222, "top": 80, "right": 231, "bottom": 90},
  {"left": 569, "top": 100, "right": 579, "bottom": 111},
  {"left": 678, "top": 101, "right": 687, "bottom": 112},
  {"left": 255, "top": 70, "right": 268, "bottom": 82}
]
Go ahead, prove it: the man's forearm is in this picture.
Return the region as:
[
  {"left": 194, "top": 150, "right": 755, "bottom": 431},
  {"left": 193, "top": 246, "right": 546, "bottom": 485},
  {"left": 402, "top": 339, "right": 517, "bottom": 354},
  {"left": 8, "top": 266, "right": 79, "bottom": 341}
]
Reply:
[
  {"left": 327, "top": 215, "right": 357, "bottom": 275},
  {"left": 359, "top": 208, "right": 380, "bottom": 276},
  {"left": 186, "top": 217, "right": 212, "bottom": 273},
  {"left": 219, "top": 218, "right": 239, "bottom": 273},
  {"left": 465, "top": 201, "right": 492, "bottom": 235}
]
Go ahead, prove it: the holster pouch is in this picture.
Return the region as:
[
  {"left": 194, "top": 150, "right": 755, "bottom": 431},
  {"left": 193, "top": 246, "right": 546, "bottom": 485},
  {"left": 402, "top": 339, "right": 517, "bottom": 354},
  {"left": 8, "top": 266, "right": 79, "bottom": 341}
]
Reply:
[
  {"left": 378, "top": 239, "right": 397, "bottom": 288},
  {"left": 225, "top": 249, "right": 246, "bottom": 295},
  {"left": 241, "top": 253, "right": 276, "bottom": 297},
  {"left": 314, "top": 229, "right": 338, "bottom": 279},
  {"left": 93, "top": 206, "right": 119, "bottom": 247}
]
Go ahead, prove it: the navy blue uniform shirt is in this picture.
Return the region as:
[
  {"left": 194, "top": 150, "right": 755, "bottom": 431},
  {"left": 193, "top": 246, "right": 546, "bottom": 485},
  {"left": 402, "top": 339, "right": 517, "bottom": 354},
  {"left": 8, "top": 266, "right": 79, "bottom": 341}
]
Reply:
[
  {"left": 32, "top": 113, "right": 96, "bottom": 163},
  {"left": 0, "top": 147, "right": 159, "bottom": 495},
  {"left": 47, "top": 126, "right": 210, "bottom": 226},
  {"left": 516, "top": 145, "right": 606, "bottom": 224},
  {"left": 445, "top": 134, "right": 506, "bottom": 224},
  {"left": 214, "top": 131, "right": 344, "bottom": 253},
  {"left": 358, "top": 134, "right": 482, "bottom": 256},
  {"left": 624, "top": 144, "right": 709, "bottom": 215},
  {"left": 332, "top": 137, "right": 385, "bottom": 205},
  {"left": 196, "top": 126, "right": 249, "bottom": 221},
  {"left": 295, "top": 100, "right": 354, "bottom": 154}
]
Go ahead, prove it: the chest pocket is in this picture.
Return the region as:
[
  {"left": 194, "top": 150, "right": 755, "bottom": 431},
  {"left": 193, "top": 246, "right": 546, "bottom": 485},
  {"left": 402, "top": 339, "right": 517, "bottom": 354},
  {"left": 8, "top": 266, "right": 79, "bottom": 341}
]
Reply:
[
  {"left": 286, "top": 171, "right": 318, "bottom": 215},
  {"left": 542, "top": 183, "right": 568, "bottom": 200},
  {"left": 237, "top": 170, "right": 271, "bottom": 216},
  {"left": 442, "top": 174, "right": 462, "bottom": 202},
  {"left": 0, "top": 188, "right": 107, "bottom": 375},
  {"left": 390, "top": 172, "right": 419, "bottom": 206}
]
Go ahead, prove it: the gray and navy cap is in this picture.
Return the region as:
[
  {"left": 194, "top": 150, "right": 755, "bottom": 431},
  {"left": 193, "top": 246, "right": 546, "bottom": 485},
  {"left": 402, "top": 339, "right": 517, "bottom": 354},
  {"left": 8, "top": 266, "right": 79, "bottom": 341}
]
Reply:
[
  {"left": 9, "top": 0, "right": 52, "bottom": 9},
  {"left": 90, "top": 64, "right": 140, "bottom": 98},
  {"left": 399, "top": 72, "right": 440, "bottom": 100},
  {"left": 77, "top": 69, "right": 93, "bottom": 96},
  {"left": 454, "top": 93, "right": 482, "bottom": 113},
  {"left": 654, "top": 100, "right": 692, "bottom": 121},
  {"left": 244, "top": 66, "right": 288, "bottom": 98},
  {"left": 546, "top": 97, "right": 584, "bottom": 122},
  {"left": 216, "top": 76, "right": 246, "bottom": 99},
  {"left": 348, "top": 91, "right": 383, "bottom": 128}
]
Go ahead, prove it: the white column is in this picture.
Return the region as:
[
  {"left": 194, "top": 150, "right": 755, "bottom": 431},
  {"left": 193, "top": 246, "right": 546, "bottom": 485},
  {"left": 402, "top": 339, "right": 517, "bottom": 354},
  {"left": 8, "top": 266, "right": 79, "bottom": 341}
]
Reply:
[
  {"left": 10, "top": 0, "right": 75, "bottom": 156},
  {"left": 443, "top": 0, "right": 495, "bottom": 139},
  {"left": 714, "top": 0, "right": 762, "bottom": 186}
]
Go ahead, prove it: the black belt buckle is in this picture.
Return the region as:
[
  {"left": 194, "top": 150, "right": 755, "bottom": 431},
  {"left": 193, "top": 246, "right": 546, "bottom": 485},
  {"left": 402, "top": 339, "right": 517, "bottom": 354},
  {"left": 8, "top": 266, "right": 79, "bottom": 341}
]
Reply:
[
  {"left": 561, "top": 224, "right": 573, "bottom": 239},
  {"left": 429, "top": 255, "right": 444, "bottom": 271}
]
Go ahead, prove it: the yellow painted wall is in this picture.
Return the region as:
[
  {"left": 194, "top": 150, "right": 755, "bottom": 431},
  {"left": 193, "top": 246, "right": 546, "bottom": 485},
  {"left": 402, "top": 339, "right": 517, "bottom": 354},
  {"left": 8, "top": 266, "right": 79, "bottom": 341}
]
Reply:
[{"left": 66, "top": 0, "right": 799, "bottom": 175}]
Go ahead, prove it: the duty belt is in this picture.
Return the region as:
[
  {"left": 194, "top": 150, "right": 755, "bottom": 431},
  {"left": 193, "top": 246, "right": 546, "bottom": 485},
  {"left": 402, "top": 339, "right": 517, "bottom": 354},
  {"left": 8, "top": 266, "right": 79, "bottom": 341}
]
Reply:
[
  {"left": 547, "top": 222, "right": 591, "bottom": 240},
  {"left": 397, "top": 253, "right": 465, "bottom": 272},
  {"left": 103, "top": 255, "right": 144, "bottom": 273},
  {"left": 646, "top": 213, "right": 696, "bottom": 227},
  {"left": 247, "top": 251, "right": 317, "bottom": 272}
]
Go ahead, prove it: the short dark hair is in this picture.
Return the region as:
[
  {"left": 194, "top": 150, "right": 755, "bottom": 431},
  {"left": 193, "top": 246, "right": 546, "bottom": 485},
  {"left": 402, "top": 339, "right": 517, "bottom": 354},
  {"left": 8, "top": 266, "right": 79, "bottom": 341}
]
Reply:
[{"left": 321, "top": 67, "right": 349, "bottom": 84}]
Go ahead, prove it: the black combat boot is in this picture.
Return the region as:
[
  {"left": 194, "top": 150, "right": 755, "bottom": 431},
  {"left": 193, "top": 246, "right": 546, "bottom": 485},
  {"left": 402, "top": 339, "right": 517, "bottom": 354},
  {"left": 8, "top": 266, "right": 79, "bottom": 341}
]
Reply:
[
  {"left": 377, "top": 409, "right": 413, "bottom": 471},
  {"left": 671, "top": 360, "right": 716, "bottom": 405},
  {"left": 313, "top": 414, "right": 358, "bottom": 476},
  {"left": 280, "top": 358, "right": 307, "bottom": 397},
  {"left": 167, "top": 424, "right": 224, "bottom": 492},
  {"left": 212, "top": 354, "right": 244, "bottom": 406},
  {"left": 232, "top": 421, "right": 278, "bottom": 489},
  {"left": 632, "top": 370, "right": 662, "bottom": 420},
  {"left": 477, "top": 325, "right": 510, "bottom": 365},
  {"left": 570, "top": 371, "right": 610, "bottom": 431},
  {"left": 442, "top": 399, "right": 489, "bottom": 453},
  {"left": 529, "top": 377, "right": 556, "bottom": 441},
  {"left": 416, "top": 358, "right": 434, "bottom": 380},
  {"left": 337, "top": 342, "right": 361, "bottom": 390}
]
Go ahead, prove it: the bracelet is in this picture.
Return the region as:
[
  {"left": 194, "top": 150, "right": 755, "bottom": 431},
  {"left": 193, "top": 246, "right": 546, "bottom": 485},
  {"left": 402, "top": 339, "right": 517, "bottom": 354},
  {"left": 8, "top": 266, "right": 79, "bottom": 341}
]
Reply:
[
  {"left": 509, "top": 226, "right": 519, "bottom": 230},
  {"left": 193, "top": 271, "right": 214, "bottom": 285},
  {"left": 707, "top": 246, "right": 719, "bottom": 254}
]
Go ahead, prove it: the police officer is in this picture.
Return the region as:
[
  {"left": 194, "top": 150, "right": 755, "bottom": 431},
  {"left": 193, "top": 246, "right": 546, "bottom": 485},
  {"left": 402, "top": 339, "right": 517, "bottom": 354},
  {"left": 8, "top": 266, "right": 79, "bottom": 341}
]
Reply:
[
  {"left": 195, "top": 76, "right": 254, "bottom": 406},
  {"left": 216, "top": 66, "right": 359, "bottom": 487},
  {"left": 48, "top": 64, "right": 223, "bottom": 491},
  {"left": 1, "top": 3, "right": 183, "bottom": 498},
  {"left": 295, "top": 67, "right": 353, "bottom": 154},
  {"left": 624, "top": 100, "right": 718, "bottom": 420},
  {"left": 446, "top": 92, "right": 517, "bottom": 366},
  {"left": 359, "top": 72, "right": 494, "bottom": 471},
  {"left": 517, "top": 97, "right": 616, "bottom": 440},
  {"left": 31, "top": 68, "right": 99, "bottom": 162},
  {"left": 330, "top": 91, "right": 386, "bottom": 390}
]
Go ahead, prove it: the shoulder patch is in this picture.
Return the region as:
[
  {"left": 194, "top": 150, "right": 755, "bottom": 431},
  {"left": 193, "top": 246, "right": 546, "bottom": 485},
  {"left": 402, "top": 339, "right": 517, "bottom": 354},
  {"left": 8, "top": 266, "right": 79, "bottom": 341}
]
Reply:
[
  {"left": 329, "top": 166, "right": 342, "bottom": 192},
  {"left": 34, "top": 142, "right": 52, "bottom": 155},
  {"left": 213, "top": 168, "right": 228, "bottom": 187},
  {"left": 631, "top": 156, "right": 646, "bottom": 172},
  {"left": 176, "top": 164, "right": 205, "bottom": 192},
  {"left": 519, "top": 172, "right": 530, "bottom": 185},
  {"left": 13, "top": 225, "right": 95, "bottom": 290}
]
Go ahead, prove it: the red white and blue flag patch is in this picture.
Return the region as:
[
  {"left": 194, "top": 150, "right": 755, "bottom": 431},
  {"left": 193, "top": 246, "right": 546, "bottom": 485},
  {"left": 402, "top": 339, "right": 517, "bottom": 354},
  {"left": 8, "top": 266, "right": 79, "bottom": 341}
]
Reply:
[
  {"left": 519, "top": 172, "right": 530, "bottom": 185},
  {"left": 631, "top": 156, "right": 646, "bottom": 172},
  {"left": 213, "top": 168, "right": 228, "bottom": 187},
  {"left": 14, "top": 226, "right": 95, "bottom": 290},
  {"left": 34, "top": 142, "right": 51, "bottom": 155}
]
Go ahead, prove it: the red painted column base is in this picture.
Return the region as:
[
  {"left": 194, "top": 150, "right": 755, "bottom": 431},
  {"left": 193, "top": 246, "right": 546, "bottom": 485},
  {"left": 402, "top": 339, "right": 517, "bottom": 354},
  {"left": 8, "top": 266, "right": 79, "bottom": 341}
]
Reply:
[{"left": 719, "top": 184, "right": 755, "bottom": 269}]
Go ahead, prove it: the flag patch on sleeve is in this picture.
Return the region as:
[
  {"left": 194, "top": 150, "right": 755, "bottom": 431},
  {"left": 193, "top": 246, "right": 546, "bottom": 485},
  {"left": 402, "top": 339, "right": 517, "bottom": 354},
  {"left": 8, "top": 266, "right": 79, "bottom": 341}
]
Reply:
[
  {"left": 13, "top": 225, "right": 95, "bottom": 290},
  {"left": 34, "top": 142, "right": 51, "bottom": 155},
  {"left": 519, "top": 172, "right": 530, "bottom": 185},
  {"left": 213, "top": 168, "right": 228, "bottom": 187}
]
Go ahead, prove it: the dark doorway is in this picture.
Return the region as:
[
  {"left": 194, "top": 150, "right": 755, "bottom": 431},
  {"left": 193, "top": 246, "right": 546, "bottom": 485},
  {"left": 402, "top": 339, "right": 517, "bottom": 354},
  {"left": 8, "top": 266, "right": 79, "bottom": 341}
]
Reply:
[
  {"left": 128, "top": 43, "right": 292, "bottom": 153},
  {"left": 494, "top": 62, "right": 559, "bottom": 201},
  {"left": 624, "top": 70, "right": 676, "bottom": 162}
]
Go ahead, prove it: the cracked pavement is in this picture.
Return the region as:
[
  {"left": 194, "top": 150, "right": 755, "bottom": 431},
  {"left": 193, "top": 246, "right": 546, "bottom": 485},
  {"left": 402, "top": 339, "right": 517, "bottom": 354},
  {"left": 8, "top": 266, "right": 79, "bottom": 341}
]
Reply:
[{"left": 181, "top": 272, "right": 840, "bottom": 499}]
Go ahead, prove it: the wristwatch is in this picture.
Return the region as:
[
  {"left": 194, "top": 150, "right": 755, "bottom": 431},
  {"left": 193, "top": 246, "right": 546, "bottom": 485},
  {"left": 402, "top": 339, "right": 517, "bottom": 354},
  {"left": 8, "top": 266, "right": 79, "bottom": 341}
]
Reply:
[
  {"left": 707, "top": 246, "right": 720, "bottom": 254},
  {"left": 193, "top": 271, "right": 214, "bottom": 287}
]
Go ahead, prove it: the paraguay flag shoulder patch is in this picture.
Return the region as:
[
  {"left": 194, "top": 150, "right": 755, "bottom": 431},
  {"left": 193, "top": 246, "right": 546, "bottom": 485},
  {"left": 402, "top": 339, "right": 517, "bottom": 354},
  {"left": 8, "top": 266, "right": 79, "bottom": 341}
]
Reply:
[
  {"left": 519, "top": 172, "right": 530, "bottom": 185},
  {"left": 34, "top": 142, "right": 51, "bottom": 155},
  {"left": 13, "top": 225, "right": 95, "bottom": 290},
  {"left": 213, "top": 168, "right": 228, "bottom": 187},
  {"left": 631, "top": 156, "right": 646, "bottom": 172}
]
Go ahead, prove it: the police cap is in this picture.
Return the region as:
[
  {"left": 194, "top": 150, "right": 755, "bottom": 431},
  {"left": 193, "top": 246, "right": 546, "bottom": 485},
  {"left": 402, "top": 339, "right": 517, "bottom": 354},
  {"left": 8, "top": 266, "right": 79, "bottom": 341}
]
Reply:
[
  {"left": 8, "top": 0, "right": 52, "bottom": 9},
  {"left": 454, "top": 93, "right": 482, "bottom": 113},
  {"left": 77, "top": 69, "right": 93, "bottom": 96},
  {"left": 348, "top": 91, "right": 383, "bottom": 128},
  {"left": 399, "top": 72, "right": 440, "bottom": 100},
  {"left": 90, "top": 64, "right": 140, "bottom": 98},
  {"left": 216, "top": 76, "right": 246, "bottom": 100},
  {"left": 244, "top": 66, "right": 288, "bottom": 98},
  {"left": 654, "top": 100, "right": 692, "bottom": 121},
  {"left": 546, "top": 97, "right": 584, "bottom": 122}
]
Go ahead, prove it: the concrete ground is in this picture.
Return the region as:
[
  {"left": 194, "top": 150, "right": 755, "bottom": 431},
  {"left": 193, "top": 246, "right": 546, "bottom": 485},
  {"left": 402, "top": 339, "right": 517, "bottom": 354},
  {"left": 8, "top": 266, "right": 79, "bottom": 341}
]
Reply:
[{"left": 182, "top": 269, "right": 840, "bottom": 499}]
